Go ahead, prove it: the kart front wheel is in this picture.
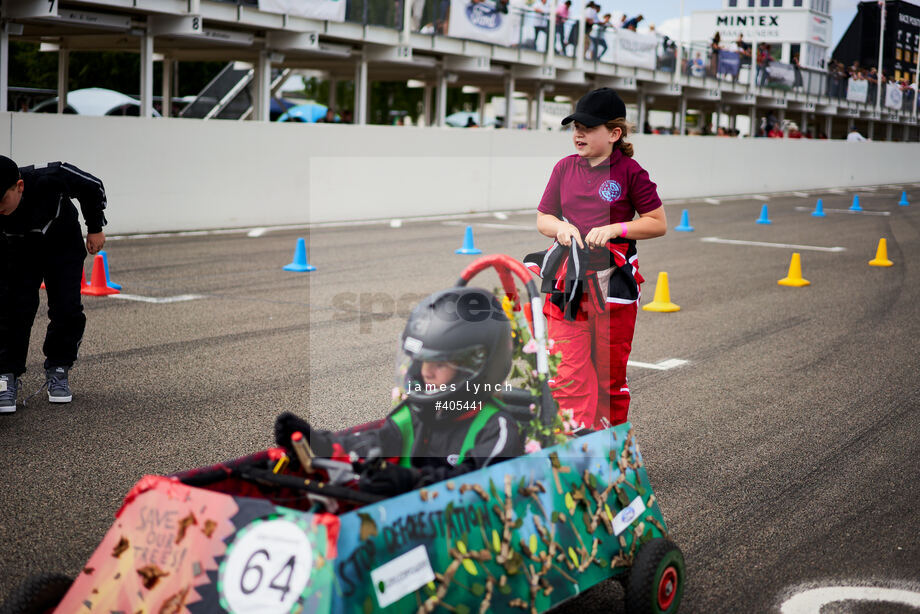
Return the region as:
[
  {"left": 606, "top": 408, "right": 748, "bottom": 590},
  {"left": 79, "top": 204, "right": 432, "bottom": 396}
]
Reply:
[
  {"left": 624, "top": 538, "right": 685, "bottom": 614},
  {"left": 0, "top": 573, "right": 72, "bottom": 614}
]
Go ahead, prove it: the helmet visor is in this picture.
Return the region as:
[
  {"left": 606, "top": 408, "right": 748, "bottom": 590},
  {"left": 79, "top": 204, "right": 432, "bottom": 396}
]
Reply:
[{"left": 394, "top": 338, "right": 488, "bottom": 401}]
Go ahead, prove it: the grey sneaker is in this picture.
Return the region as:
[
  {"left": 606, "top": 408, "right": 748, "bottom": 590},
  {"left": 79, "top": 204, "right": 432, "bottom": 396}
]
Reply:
[
  {"left": 45, "top": 367, "right": 73, "bottom": 403},
  {"left": 0, "top": 373, "right": 19, "bottom": 413}
]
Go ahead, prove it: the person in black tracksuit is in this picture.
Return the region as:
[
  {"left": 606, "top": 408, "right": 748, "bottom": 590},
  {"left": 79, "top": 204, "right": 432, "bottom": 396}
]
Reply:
[
  {"left": 275, "top": 287, "right": 524, "bottom": 496},
  {"left": 0, "top": 156, "right": 108, "bottom": 413}
]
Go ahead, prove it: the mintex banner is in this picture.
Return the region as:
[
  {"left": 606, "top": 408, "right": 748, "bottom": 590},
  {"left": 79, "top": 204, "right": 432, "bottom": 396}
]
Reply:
[
  {"left": 611, "top": 29, "right": 657, "bottom": 70},
  {"left": 846, "top": 78, "right": 868, "bottom": 103},
  {"left": 259, "top": 0, "right": 346, "bottom": 22},
  {"left": 448, "top": 0, "right": 519, "bottom": 46}
]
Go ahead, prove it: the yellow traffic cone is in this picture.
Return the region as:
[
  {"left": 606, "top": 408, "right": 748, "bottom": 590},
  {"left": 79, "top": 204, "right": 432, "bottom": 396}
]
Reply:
[
  {"left": 778, "top": 252, "right": 810, "bottom": 287},
  {"left": 642, "top": 272, "right": 680, "bottom": 312},
  {"left": 868, "top": 238, "right": 893, "bottom": 267}
]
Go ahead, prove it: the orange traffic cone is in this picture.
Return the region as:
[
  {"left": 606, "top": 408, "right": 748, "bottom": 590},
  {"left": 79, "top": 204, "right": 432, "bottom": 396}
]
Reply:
[{"left": 81, "top": 255, "right": 120, "bottom": 296}]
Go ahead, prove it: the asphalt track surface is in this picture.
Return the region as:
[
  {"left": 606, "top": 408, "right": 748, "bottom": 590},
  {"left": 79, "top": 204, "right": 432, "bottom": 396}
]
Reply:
[{"left": 1, "top": 185, "right": 919, "bottom": 613}]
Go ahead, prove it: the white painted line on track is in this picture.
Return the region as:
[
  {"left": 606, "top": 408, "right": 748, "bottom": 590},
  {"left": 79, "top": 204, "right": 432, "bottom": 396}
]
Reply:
[
  {"left": 858, "top": 186, "right": 878, "bottom": 191},
  {"left": 390, "top": 219, "right": 403, "bottom": 228},
  {"left": 247, "top": 227, "right": 268, "bottom": 237},
  {"left": 627, "top": 358, "right": 688, "bottom": 371},
  {"left": 442, "top": 221, "right": 534, "bottom": 231},
  {"left": 109, "top": 294, "right": 206, "bottom": 304},
  {"left": 781, "top": 586, "right": 920, "bottom": 613},
  {"left": 704, "top": 198, "right": 720, "bottom": 204},
  {"left": 701, "top": 237, "right": 846, "bottom": 252},
  {"left": 793, "top": 192, "right": 810, "bottom": 197},
  {"left": 493, "top": 212, "right": 509, "bottom": 220},
  {"left": 752, "top": 194, "right": 770, "bottom": 201},
  {"left": 108, "top": 211, "right": 540, "bottom": 241},
  {"left": 827, "top": 188, "right": 847, "bottom": 194},
  {"left": 793, "top": 206, "right": 891, "bottom": 216}
]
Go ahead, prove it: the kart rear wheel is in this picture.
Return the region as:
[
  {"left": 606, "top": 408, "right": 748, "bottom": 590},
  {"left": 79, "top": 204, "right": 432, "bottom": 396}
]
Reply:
[
  {"left": 0, "top": 573, "right": 72, "bottom": 614},
  {"left": 624, "top": 538, "right": 685, "bottom": 614}
]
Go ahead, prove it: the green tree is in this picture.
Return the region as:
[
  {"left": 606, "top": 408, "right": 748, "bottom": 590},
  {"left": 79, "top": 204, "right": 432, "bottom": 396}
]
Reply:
[{"left": 9, "top": 41, "right": 224, "bottom": 106}]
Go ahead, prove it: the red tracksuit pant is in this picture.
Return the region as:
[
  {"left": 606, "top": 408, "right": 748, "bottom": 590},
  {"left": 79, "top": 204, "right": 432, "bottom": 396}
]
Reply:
[{"left": 547, "top": 298, "right": 637, "bottom": 430}]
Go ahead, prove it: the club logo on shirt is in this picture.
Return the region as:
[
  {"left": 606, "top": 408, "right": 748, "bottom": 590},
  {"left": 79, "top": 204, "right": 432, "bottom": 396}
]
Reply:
[{"left": 599, "top": 180, "right": 621, "bottom": 202}]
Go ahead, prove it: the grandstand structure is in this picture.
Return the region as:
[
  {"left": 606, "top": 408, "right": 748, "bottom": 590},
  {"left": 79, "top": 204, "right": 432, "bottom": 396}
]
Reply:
[{"left": 1, "top": 0, "right": 918, "bottom": 140}]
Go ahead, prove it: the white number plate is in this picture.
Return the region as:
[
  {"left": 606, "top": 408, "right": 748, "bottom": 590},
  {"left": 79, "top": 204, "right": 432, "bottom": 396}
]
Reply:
[{"left": 219, "top": 518, "right": 314, "bottom": 613}]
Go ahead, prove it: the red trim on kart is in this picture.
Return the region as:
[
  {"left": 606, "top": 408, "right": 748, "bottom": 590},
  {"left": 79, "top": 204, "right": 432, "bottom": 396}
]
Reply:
[
  {"left": 657, "top": 566, "right": 678, "bottom": 610},
  {"left": 313, "top": 513, "right": 342, "bottom": 559},
  {"left": 116, "top": 475, "right": 188, "bottom": 518}
]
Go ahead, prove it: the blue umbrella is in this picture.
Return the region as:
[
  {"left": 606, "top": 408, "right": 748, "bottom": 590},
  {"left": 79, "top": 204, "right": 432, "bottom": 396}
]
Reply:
[{"left": 278, "top": 103, "right": 329, "bottom": 123}]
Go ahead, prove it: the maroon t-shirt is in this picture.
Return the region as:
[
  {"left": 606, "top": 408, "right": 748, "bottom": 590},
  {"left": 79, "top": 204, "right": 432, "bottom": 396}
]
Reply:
[{"left": 538, "top": 149, "right": 662, "bottom": 236}]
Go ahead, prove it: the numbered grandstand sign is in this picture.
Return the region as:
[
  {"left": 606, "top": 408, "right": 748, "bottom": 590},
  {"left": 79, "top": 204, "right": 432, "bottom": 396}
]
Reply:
[
  {"left": 396, "top": 45, "right": 413, "bottom": 61},
  {"left": 219, "top": 517, "right": 314, "bottom": 614},
  {"left": 149, "top": 14, "right": 204, "bottom": 37},
  {"left": 5, "top": 0, "right": 59, "bottom": 18}
]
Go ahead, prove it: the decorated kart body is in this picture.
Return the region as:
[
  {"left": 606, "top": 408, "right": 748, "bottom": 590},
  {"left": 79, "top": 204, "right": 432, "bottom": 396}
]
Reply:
[{"left": 9, "top": 256, "right": 684, "bottom": 614}]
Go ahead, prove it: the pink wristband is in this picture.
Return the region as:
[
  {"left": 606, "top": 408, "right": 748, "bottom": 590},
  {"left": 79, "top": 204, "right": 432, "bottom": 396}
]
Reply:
[{"left": 619, "top": 222, "right": 628, "bottom": 238}]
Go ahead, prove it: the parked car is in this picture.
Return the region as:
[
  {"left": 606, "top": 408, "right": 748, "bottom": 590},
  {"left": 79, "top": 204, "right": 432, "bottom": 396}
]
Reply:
[{"left": 30, "top": 88, "right": 162, "bottom": 116}]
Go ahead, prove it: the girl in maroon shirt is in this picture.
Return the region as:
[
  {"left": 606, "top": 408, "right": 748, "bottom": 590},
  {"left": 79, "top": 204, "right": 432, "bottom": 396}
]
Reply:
[{"left": 528, "top": 88, "right": 666, "bottom": 429}]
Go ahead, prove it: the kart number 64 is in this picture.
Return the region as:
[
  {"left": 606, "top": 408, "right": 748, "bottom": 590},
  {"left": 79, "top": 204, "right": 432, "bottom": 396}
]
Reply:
[{"left": 219, "top": 518, "right": 314, "bottom": 613}]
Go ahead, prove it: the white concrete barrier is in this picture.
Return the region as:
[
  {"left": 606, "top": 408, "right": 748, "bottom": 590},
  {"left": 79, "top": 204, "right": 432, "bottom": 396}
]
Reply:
[{"left": 3, "top": 112, "right": 917, "bottom": 234}]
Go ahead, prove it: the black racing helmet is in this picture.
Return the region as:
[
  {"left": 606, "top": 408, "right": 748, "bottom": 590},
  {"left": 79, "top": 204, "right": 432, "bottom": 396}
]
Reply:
[{"left": 395, "top": 287, "right": 513, "bottom": 412}]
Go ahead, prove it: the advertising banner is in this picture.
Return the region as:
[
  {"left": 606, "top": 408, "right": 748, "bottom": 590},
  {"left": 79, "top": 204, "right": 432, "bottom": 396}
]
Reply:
[
  {"left": 885, "top": 83, "right": 904, "bottom": 109},
  {"left": 764, "top": 61, "right": 795, "bottom": 87},
  {"left": 259, "top": 0, "right": 346, "bottom": 22},
  {"left": 718, "top": 50, "right": 741, "bottom": 77},
  {"left": 612, "top": 29, "right": 658, "bottom": 70},
  {"left": 846, "top": 78, "right": 868, "bottom": 103},
  {"left": 447, "top": 0, "right": 519, "bottom": 46}
]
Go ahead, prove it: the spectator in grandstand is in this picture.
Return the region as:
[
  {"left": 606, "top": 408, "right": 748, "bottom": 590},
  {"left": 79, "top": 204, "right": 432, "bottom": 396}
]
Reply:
[
  {"left": 437, "top": 0, "right": 450, "bottom": 34},
  {"left": 709, "top": 32, "right": 721, "bottom": 77},
  {"left": 564, "top": 5, "right": 581, "bottom": 55},
  {"left": 786, "top": 122, "right": 803, "bottom": 139},
  {"left": 658, "top": 35, "right": 677, "bottom": 72},
  {"left": 847, "top": 126, "right": 867, "bottom": 142},
  {"left": 792, "top": 55, "right": 803, "bottom": 91},
  {"left": 591, "top": 13, "right": 611, "bottom": 60},
  {"left": 410, "top": 0, "right": 425, "bottom": 30},
  {"left": 555, "top": 0, "right": 571, "bottom": 56},
  {"left": 583, "top": 1, "right": 598, "bottom": 58},
  {"left": 734, "top": 34, "right": 750, "bottom": 65},
  {"left": 689, "top": 51, "right": 706, "bottom": 77},
  {"left": 342, "top": 109, "right": 354, "bottom": 124},
  {"left": 757, "top": 43, "right": 772, "bottom": 86},
  {"left": 723, "top": 34, "right": 747, "bottom": 83},
  {"left": 621, "top": 14, "right": 642, "bottom": 31},
  {"left": 867, "top": 67, "right": 879, "bottom": 103},
  {"left": 531, "top": 0, "right": 550, "bottom": 51},
  {"left": 318, "top": 108, "right": 338, "bottom": 123}
]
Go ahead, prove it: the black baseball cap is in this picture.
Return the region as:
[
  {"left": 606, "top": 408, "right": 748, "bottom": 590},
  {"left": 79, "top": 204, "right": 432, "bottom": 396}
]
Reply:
[
  {"left": 0, "top": 155, "right": 20, "bottom": 195},
  {"left": 561, "top": 88, "right": 627, "bottom": 127}
]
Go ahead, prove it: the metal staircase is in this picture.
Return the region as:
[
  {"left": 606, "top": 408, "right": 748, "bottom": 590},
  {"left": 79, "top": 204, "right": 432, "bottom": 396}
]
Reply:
[{"left": 179, "top": 63, "right": 292, "bottom": 120}]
